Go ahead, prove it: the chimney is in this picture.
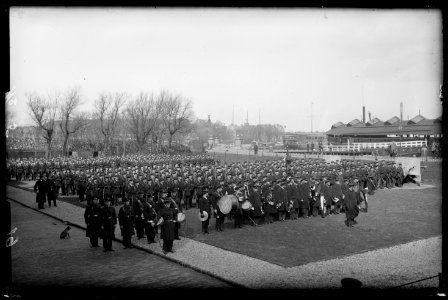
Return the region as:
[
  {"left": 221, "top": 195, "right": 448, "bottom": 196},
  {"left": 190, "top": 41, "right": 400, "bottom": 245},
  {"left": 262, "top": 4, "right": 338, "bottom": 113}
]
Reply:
[
  {"left": 368, "top": 111, "right": 371, "bottom": 121},
  {"left": 362, "top": 106, "right": 366, "bottom": 123}
]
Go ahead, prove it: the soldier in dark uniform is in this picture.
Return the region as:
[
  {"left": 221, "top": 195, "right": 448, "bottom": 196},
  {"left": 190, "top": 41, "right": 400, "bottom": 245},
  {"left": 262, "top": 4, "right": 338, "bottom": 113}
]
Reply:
[
  {"left": 103, "top": 180, "right": 112, "bottom": 203},
  {"left": 233, "top": 186, "right": 245, "bottom": 228},
  {"left": 34, "top": 175, "right": 47, "bottom": 209},
  {"left": 85, "top": 178, "right": 94, "bottom": 205},
  {"left": 330, "top": 178, "right": 343, "bottom": 214},
  {"left": 96, "top": 176, "right": 105, "bottom": 203},
  {"left": 248, "top": 182, "right": 264, "bottom": 225},
  {"left": 366, "top": 166, "right": 377, "bottom": 195},
  {"left": 157, "top": 197, "right": 177, "bottom": 254},
  {"left": 287, "top": 178, "right": 300, "bottom": 220},
  {"left": 198, "top": 187, "right": 212, "bottom": 233},
  {"left": 54, "top": 174, "right": 61, "bottom": 198},
  {"left": 109, "top": 176, "right": 119, "bottom": 206},
  {"left": 298, "top": 178, "right": 310, "bottom": 218},
  {"left": 343, "top": 180, "right": 361, "bottom": 227},
  {"left": 210, "top": 185, "right": 225, "bottom": 231},
  {"left": 276, "top": 181, "right": 288, "bottom": 221},
  {"left": 78, "top": 178, "right": 87, "bottom": 202},
  {"left": 142, "top": 194, "right": 157, "bottom": 244},
  {"left": 119, "top": 198, "right": 135, "bottom": 249},
  {"left": 321, "top": 178, "right": 332, "bottom": 217},
  {"left": 125, "top": 179, "right": 136, "bottom": 204},
  {"left": 310, "top": 179, "right": 320, "bottom": 217},
  {"left": 70, "top": 172, "right": 77, "bottom": 196},
  {"left": 45, "top": 175, "right": 54, "bottom": 207},
  {"left": 84, "top": 197, "right": 102, "bottom": 248},
  {"left": 101, "top": 198, "right": 117, "bottom": 252},
  {"left": 132, "top": 196, "right": 145, "bottom": 240},
  {"left": 92, "top": 178, "right": 101, "bottom": 205},
  {"left": 169, "top": 189, "right": 182, "bottom": 240},
  {"left": 61, "top": 172, "right": 68, "bottom": 195},
  {"left": 263, "top": 182, "right": 276, "bottom": 224}
]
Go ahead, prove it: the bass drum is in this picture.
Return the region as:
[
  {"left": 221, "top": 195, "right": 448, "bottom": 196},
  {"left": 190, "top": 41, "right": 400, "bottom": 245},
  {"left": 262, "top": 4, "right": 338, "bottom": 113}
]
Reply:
[{"left": 217, "top": 194, "right": 238, "bottom": 215}]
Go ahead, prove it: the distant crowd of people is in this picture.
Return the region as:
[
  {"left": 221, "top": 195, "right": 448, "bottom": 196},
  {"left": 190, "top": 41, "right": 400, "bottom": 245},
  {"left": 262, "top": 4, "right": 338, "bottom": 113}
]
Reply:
[{"left": 6, "top": 137, "right": 46, "bottom": 151}]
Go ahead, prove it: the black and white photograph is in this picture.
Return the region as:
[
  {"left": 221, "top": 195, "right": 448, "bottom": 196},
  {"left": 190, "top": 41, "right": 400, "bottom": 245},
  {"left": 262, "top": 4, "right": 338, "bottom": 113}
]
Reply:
[{"left": 4, "top": 6, "right": 445, "bottom": 297}]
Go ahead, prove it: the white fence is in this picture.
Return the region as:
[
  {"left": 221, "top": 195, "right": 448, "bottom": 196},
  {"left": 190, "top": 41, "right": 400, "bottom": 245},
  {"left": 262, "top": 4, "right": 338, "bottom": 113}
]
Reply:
[{"left": 327, "top": 140, "right": 427, "bottom": 152}]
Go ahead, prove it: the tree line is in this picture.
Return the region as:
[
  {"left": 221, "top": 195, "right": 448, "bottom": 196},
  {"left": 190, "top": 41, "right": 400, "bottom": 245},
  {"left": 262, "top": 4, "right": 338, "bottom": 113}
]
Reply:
[{"left": 24, "top": 87, "right": 285, "bottom": 158}]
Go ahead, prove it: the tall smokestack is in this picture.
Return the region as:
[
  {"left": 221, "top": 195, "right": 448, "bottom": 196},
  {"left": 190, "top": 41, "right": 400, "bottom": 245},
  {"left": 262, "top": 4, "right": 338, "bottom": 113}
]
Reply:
[
  {"left": 362, "top": 106, "right": 366, "bottom": 123},
  {"left": 400, "top": 102, "right": 403, "bottom": 122},
  {"left": 368, "top": 111, "right": 371, "bottom": 121}
]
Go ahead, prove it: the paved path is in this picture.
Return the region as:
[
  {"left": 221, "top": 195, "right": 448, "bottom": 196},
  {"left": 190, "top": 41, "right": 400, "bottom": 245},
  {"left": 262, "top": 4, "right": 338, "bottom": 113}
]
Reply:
[
  {"left": 6, "top": 183, "right": 442, "bottom": 291},
  {"left": 9, "top": 200, "right": 231, "bottom": 291}
]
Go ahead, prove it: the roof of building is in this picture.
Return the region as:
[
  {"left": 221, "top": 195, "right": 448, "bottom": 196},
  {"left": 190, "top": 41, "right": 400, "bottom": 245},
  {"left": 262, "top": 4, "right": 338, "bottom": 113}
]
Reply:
[
  {"left": 384, "top": 116, "right": 400, "bottom": 125},
  {"left": 326, "top": 114, "right": 442, "bottom": 136},
  {"left": 408, "top": 114, "right": 426, "bottom": 124},
  {"left": 366, "top": 117, "right": 382, "bottom": 126},
  {"left": 331, "top": 121, "right": 345, "bottom": 129}
]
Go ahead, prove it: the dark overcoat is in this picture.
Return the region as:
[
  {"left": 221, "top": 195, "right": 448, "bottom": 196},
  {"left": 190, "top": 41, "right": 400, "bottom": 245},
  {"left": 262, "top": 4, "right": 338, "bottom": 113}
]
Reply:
[
  {"left": 118, "top": 204, "right": 135, "bottom": 237},
  {"left": 84, "top": 203, "right": 103, "bottom": 237},
  {"left": 157, "top": 206, "right": 176, "bottom": 241}
]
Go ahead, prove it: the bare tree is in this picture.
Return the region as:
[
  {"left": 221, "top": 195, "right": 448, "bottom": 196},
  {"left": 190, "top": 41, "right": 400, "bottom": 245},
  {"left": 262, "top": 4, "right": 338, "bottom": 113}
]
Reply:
[
  {"left": 125, "top": 92, "right": 159, "bottom": 153},
  {"left": 160, "top": 90, "right": 194, "bottom": 149},
  {"left": 94, "top": 92, "right": 127, "bottom": 154},
  {"left": 59, "top": 87, "right": 89, "bottom": 156},
  {"left": 26, "top": 91, "right": 60, "bottom": 158}
]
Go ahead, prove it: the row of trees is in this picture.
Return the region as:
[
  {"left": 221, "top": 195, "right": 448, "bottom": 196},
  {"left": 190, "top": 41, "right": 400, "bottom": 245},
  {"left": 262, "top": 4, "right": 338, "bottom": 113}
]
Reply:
[
  {"left": 22, "top": 87, "right": 286, "bottom": 158},
  {"left": 26, "top": 87, "right": 194, "bottom": 158}
]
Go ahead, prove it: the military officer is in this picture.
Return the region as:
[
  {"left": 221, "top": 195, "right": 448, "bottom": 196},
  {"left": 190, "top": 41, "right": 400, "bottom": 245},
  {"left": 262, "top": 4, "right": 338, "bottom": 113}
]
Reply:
[
  {"left": 198, "top": 187, "right": 212, "bottom": 233},
  {"left": 156, "top": 196, "right": 177, "bottom": 254},
  {"left": 101, "top": 198, "right": 117, "bottom": 252},
  {"left": 119, "top": 198, "right": 135, "bottom": 249},
  {"left": 84, "top": 197, "right": 102, "bottom": 248}
]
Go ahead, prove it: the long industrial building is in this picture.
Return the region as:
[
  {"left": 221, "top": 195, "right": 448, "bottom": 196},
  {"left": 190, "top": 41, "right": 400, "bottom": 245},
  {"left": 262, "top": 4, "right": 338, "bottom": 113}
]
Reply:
[{"left": 326, "top": 114, "right": 442, "bottom": 145}]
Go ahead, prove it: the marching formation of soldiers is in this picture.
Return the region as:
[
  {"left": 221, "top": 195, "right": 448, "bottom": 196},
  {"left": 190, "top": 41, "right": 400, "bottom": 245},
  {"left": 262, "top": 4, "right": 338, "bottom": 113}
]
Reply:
[{"left": 17, "top": 153, "right": 407, "bottom": 235}]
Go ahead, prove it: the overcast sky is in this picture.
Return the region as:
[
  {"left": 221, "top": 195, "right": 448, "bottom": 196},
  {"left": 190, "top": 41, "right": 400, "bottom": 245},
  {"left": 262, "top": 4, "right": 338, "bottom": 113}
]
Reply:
[{"left": 9, "top": 7, "right": 443, "bottom": 132}]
